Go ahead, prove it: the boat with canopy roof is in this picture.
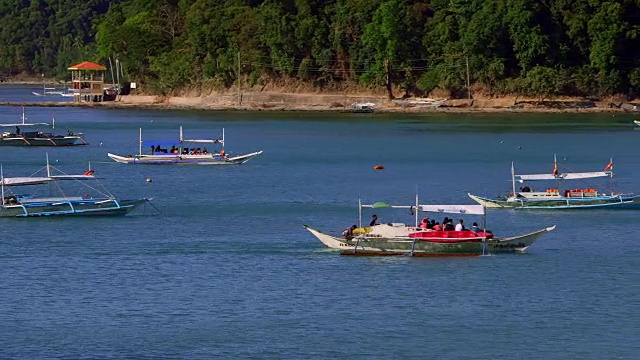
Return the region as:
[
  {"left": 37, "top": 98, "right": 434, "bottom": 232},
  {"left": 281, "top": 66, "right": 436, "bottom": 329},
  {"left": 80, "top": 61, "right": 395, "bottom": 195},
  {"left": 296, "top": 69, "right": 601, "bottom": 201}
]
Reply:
[
  {"left": 0, "top": 107, "right": 87, "bottom": 146},
  {"left": 0, "top": 155, "right": 147, "bottom": 217},
  {"left": 107, "top": 127, "right": 262, "bottom": 165},
  {"left": 468, "top": 155, "right": 639, "bottom": 209},
  {"left": 303, "top": 195, "right": 555, "bottom": 256}
]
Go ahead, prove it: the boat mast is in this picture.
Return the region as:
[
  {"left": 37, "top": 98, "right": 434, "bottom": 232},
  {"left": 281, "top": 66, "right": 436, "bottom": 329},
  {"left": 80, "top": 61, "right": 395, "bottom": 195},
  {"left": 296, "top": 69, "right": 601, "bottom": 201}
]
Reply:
[
  {"left": 180, "top": 126, "right": 183, "bottom": 152},
  {"left": 1, "top": 165, "right": 4, "bottom": 208},
  {"left": 358, "top": 199, "right": 362, "bottom": 229},
  {"left": 414, "top": 192, "right": 419, "bottom": 227},
  {"left": 138, "top": 128, "right": 142, "bottom": 156},
  {"left": 46, "top": 152, "right": 51, "bottom": 177},
  {"left": 511, "top": 161, "right": 516, "bottom": 197}
]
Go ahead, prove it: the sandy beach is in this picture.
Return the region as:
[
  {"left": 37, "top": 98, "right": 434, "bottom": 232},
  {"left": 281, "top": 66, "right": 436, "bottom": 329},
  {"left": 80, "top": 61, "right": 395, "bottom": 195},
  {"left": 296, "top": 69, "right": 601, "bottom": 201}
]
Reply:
[{"left": 1, "top": 81, "right": 638, "bottom": 113}]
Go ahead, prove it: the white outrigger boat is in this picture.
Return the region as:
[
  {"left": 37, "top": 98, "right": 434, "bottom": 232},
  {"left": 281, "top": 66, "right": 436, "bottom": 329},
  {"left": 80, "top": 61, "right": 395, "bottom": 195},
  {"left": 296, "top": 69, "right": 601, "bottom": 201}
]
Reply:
[
  {"left": 633, "top": 120, "right": 640, "bottom": 127},
  {"left": 0, "top": 155, "right": 147, "bottom": 217},
  {"left": 0, "top": 107, "right": 87, "bottom": 146},
  {"left": 107, "top": 127, "right": 262, "bottom": 165},
  {"left": 468, "top": 155, "right": 639, "bottom": 210},
  {"left": 304, "top": 195, "right": 555, "bottom": 256}
]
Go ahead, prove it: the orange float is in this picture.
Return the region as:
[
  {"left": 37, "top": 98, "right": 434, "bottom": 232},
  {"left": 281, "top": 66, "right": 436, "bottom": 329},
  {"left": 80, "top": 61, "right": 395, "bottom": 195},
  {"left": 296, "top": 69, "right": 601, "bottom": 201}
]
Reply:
[{"left": 373, "top": 165, "right": 384, "bottom": 170}]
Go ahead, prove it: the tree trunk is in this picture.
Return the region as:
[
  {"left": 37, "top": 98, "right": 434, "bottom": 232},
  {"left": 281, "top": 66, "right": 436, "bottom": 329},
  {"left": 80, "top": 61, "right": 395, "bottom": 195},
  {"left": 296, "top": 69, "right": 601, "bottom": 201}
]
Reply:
[{"left": 385, "top": 59, "right": 395, "bottom": 100}]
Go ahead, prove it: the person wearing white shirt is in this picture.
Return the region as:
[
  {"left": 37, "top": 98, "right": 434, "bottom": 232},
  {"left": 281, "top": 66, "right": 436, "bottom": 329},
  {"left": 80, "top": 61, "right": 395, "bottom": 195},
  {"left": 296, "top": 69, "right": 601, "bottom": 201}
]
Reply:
[{"left": 455, "top": 219, "right": 465, "bottom": 231}]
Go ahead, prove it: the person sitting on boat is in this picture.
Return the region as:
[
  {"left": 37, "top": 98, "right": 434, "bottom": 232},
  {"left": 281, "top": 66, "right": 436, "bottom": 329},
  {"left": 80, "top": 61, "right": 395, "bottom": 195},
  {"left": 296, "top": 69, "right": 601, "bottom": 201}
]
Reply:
[
  {"left": 182, "top": 148, "right": 189, "bottom": 155},
  {"left": 432, "top": 222, "right": 442, "bottom": 231},
  {"left": 203, "top": 148, "right": 208, "bottom": 154},
  {"left": 15, "top": 126, "right": 20, "bottom": 135},
  {"left": 455, "top": 219, "right": 465, "bottom": 231},
  {"left": 196, "top": 147, "right": 202, "bottom": 154},
  {"left": 443, "top": 219, "right": 455, "bottom": 231},
  {"left": 370, "top": 214, "right": 379, "bottom": 227},
  {"left": 419, "top": 217, "right": 430, "bottom": 229},
  {"left": 170, "top": 145, "right": 176, "bottom": 154},
  {"left": 220, "top": 149, "right": 226, "bottom": 157},
  {"left": 471, "top": 222, "right": 480, "bottom": 233},
  {"left": 520, "top": 186, "right": 531, "bottom": 192},
  {"left": 342, "top": 225, "right": 357, "bottom": 240}
]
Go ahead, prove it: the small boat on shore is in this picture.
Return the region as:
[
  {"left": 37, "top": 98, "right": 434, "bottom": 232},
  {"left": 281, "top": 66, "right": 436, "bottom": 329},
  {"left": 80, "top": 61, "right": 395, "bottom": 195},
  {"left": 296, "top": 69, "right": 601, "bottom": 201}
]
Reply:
[
  {"left": 351, "top": 102, "right": 376, "bottom": 113},
  {"left": 468, "top": 155, "right": 639, "bottom": 210},
  {"left": 107, "top": 127, "right": 262, "bottom": 165},
  {"left": 304, "top": 196, "right": 555, "bottom": 256},
  {"left": 633, "top": 120, "right": 640, "bottom": 127},
  {"left": 0, "top": 155, "right": 147, "bottom": 217},
  {"left": 0, "top": 107, "right": 88, "bottom": 146}
]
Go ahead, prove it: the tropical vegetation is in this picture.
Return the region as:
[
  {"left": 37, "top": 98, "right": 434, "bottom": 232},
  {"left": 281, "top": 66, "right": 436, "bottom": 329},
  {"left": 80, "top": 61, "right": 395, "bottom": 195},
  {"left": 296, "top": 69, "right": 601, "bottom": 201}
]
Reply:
[{"left": 1, "top": 0, "right": 640, "bottom": 99}]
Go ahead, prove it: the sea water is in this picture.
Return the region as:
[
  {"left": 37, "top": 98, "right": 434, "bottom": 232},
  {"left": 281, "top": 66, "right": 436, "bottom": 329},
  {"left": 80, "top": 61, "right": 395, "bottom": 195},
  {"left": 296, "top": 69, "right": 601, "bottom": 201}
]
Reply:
[{"left": 0, "top": 86, "right": 638, "bottom": 358}]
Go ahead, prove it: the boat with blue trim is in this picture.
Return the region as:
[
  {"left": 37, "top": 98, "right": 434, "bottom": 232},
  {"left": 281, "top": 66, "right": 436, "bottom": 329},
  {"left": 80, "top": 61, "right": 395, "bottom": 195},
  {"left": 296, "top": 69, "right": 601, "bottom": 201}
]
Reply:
[
  {"left": 468, "top": 155, "right": 640, "bottom": 210},
  {"left": 0, "top": 156, "right": 147, "bottom": 217},
  {"left": 107, "top": 127, "right": 262, "bottom": 165}
]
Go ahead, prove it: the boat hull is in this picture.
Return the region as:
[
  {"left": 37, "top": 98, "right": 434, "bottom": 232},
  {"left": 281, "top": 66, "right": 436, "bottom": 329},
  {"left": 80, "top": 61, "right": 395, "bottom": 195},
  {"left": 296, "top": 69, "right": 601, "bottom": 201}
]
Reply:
[
  {"left": 0, "top": 136, "right": 87, "bottom": 146},
  {"left": 303, "top": 225, "right": 555, "bottom": 256},
  {"left": 0, "top": 198, "right": 147, "bottom": 217},
  {"left": 468, "top": 193, "right": 640, "bottom": 210},
  {"left": 107, "top": 151, "right": 262, "bottom": 165}
]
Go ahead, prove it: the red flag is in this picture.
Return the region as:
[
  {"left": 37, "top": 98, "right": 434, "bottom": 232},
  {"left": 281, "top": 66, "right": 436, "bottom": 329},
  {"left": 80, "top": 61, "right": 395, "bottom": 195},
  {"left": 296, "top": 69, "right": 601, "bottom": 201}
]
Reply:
[{"left": 604, "top": 161, "right": 613, "bottom": 171}]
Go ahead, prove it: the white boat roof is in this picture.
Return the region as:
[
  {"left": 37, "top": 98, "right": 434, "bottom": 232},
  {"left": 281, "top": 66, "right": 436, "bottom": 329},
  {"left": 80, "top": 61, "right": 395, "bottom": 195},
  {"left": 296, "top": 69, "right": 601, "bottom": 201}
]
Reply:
[
  {"left": 2, "top": 177, "right": 53, "bottom": 186},
  {"left": 0, "top": 123, "right": 50, "bottom": 127},
  {"left": 517, "top": 171, "right": 612, "bottom": 181},
  {"left": 418, "top": 204, "right": 485, "bottom": 215},
  {"left": 181, "top": 139, "right": 223, "bottom": 143},
  {"left": 361, "top": 203, "right": 485, "bottom": 215}
]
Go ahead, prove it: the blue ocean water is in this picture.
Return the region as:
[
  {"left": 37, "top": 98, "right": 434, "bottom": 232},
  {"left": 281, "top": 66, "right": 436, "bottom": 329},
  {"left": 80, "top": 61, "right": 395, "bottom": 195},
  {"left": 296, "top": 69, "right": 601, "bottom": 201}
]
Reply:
[{"left": 0, "top": 86, "right": 638, "bottom": 358}]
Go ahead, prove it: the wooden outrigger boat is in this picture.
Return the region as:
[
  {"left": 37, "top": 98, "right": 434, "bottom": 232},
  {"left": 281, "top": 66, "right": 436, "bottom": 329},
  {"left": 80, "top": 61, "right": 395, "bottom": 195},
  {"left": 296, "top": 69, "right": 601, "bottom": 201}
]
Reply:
[
  {"left": 0, "top": 107, "right": 87, "bottom": 146},
  {"left": 0, "top": 155, "right": 147, "bottom": 217},
  {"left": 304, "top": 196, "right": 555, "bottom": 256},
  {"left": 107, "top": 127, "right": 262, "bottom": 165},
  {"left": 469, "top": 155, "right": 639, "bottom": 210}
]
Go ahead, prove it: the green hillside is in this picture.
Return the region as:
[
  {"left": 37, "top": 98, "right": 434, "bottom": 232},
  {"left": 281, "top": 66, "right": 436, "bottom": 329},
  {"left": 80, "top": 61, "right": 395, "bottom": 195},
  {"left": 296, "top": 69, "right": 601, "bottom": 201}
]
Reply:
[{"left": 2, "top": 0, "right": 640, "bottom": 98}]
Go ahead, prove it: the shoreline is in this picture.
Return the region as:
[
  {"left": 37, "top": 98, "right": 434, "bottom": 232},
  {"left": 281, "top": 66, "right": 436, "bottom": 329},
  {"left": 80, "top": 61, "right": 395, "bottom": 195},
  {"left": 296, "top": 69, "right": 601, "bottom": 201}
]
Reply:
[{"left": 1, "top": 89, "right": 639, "bottom": 114}]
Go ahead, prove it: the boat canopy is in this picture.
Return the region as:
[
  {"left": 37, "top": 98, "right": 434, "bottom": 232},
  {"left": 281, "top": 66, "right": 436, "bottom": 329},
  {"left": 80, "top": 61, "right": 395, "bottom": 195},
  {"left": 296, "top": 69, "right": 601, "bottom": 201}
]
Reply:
[
  {"left": 2, "top": 177, "right": 54, "bottom": 186},
  {"left": 417, "top": 204, "right": 485, "bottom": 215},
  {"left": 517, "top": 171, "right": 612, "bottom": 181},
  {"left": 142, "top": 141, "right": 180, "bottom": 146},
  {"left": 0, "top": 123, "right": 49, "bottom": 127},
  {"left": 361, "top": 202, "right": 485, "bottom": 215},
  {"left": 181, "top": 139, "right": 223, "bottom": 144},
  {"left": 49, "top": 174, "right": 96, "bottom": 180}
]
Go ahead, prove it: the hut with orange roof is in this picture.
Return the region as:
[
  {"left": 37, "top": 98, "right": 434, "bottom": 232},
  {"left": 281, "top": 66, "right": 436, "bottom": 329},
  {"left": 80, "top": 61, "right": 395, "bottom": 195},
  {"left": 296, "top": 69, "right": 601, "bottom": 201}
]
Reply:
[{"left": 67, "top": 61, "right": 107, "bottom": 102}]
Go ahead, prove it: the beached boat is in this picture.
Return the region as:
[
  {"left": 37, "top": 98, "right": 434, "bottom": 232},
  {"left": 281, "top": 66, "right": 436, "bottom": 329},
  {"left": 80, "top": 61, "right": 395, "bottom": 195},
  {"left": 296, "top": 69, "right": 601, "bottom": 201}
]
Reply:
[
  {"left": 351, "top": 102, "right": 376, "bottom": 113},
  {"left": 633, "top": 120, "right": 640, "bottom": 127},
  {"left": 107, "top": 127, "right": 262, "bottom": 165},
  {"left": 0, "top": 156, "right": 147, "bottom": 217},
  {"left": 468, "top": 155, "right": 639, "bottom": 209},
  {"left": 304, "top": 197, "right": 555, "bottom": 256},
  {"left": 0, "top": 108, "right": 88, "bottom": 146}
]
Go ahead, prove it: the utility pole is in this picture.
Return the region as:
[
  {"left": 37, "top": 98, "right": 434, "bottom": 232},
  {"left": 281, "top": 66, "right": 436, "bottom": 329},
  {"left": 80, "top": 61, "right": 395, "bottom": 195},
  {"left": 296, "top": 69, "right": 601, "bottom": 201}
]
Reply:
[
  {"left": 237, "top": 52, "right": 241, "bottom": 105},
  {"left": 465, "top": 55, "right": 471, "bottom": 100}
]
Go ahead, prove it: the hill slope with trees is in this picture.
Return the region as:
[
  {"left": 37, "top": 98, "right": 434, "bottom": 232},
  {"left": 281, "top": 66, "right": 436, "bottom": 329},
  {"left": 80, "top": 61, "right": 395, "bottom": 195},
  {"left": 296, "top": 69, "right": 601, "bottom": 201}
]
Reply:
[{"left": 2, "top": 0, "right": 640, "bottom": 99}]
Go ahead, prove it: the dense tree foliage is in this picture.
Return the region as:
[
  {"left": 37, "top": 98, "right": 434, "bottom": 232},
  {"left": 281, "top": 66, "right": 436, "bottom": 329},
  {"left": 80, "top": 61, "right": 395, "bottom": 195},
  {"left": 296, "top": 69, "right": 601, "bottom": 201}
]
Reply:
[{"left": 2, "top": 0, "right": 640, "bottom": 98}]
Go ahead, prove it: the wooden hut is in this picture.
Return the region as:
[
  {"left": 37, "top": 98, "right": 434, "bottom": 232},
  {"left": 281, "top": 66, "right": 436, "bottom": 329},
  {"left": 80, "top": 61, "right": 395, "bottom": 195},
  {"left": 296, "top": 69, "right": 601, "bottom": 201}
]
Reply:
[{"left": 67, "top": 61, "right": 107, "bottom": 102}]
